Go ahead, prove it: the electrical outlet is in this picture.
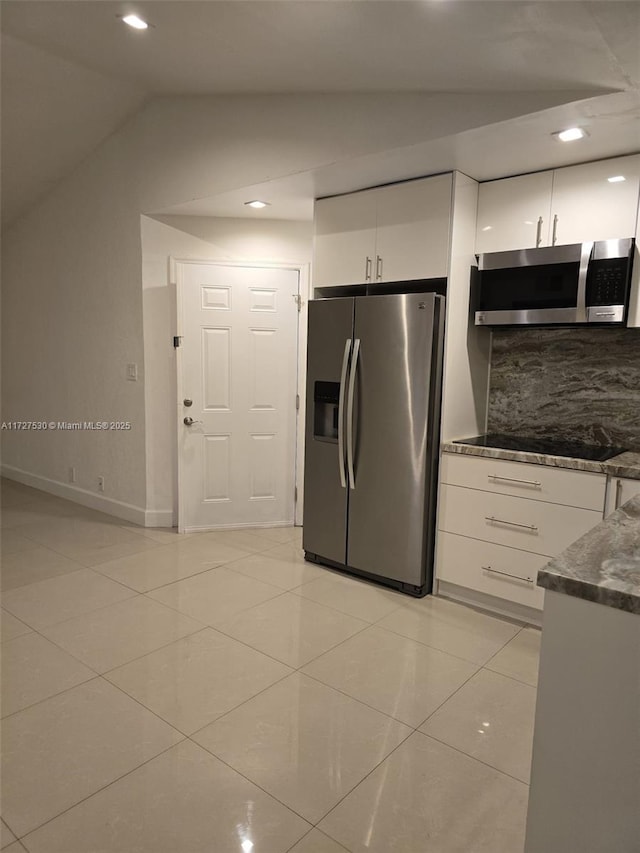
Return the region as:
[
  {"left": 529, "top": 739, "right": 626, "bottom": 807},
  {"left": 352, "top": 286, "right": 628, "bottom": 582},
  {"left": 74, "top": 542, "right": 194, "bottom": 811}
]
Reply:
[
  {"left": 97, "top": 476, "right": 105, "bottom": 493},
  {"left": 69, "top": 466, "right": 76, "bottom": 484}
]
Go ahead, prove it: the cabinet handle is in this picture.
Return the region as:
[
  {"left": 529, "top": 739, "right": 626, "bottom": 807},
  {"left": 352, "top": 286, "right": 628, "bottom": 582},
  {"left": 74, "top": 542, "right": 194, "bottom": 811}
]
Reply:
[
  {"left": 482, "top": 565, "right": 535, "bottom": 584},
  {"left": 535, "top": 216, "right": 543, "bottom": 248},
  {"left": 552, "top": 214, "right": 559, "bottom": 246},
  {"left": 365, "top": 256, "right": 372, "bottom": 282},
  {"left": 615, "top": 479, "right": 623, "bottom": 510},
  {"left": 485, "top": 515, "right": 539, "bottom": 532},
  {"left": 376, "top": 255, "right": 383, "bottom": 281},
  {"left": 488, "top": 474, "right": 542, "bottom": 488}
]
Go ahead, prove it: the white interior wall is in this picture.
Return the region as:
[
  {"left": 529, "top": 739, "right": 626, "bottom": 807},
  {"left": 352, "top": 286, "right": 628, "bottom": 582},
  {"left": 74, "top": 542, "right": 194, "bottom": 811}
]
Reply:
[
  {"left": 1, "top": 132, "right": 148, "bottom": 517},
  {"left": 141, "top": 215, "right": 312, "bottom": 524},
  {"left": 2, "top": 92, "right": 534, "bottom": 519},
  {"left": 0, "top": 94, "right": 459, "bottom": 518}
]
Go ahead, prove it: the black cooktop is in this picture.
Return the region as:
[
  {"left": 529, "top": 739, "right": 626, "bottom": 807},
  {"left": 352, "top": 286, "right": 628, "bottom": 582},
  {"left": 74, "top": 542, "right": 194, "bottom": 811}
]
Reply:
[{"left": 455, "top": 433, "right": 626, "bottom": 462}]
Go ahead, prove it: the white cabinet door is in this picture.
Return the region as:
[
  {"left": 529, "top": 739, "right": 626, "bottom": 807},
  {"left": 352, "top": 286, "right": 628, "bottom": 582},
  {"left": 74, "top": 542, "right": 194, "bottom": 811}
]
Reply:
[
  {"left": 436, "top": 531, "right": 546, "bottom": 610},
  {"left": 476, "top": 171, "right": 553, "bottom": 253},
  {"left": 550, "top": 154, "right": 640, "bottom": 246},
  {"left": 312, "top": 190, "right": 377, "bottom": 288},
  {"left": 374, "top": 174, "right": 452, "bottom": 281},
  {"left": 440, "top": 452, "right": 606, "bottom": 511},
  {"left": 439, "top": 484, "right": 602, "bottom": 558},
  {"left": 604, "top": 476, "right": 640, "bottom": 517}
]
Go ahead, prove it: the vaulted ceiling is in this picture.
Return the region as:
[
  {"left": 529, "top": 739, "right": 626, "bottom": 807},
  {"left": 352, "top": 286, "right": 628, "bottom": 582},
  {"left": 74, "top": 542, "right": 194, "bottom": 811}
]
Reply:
[{"left": 2, "top": 1, "right": 640, "bottom": 226}]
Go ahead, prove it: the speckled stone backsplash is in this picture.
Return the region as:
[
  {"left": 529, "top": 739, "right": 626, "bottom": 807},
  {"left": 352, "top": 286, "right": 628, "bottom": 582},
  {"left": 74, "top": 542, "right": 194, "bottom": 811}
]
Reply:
[{"left": 487, "top": 328, "right": 640, "bottom": 452}]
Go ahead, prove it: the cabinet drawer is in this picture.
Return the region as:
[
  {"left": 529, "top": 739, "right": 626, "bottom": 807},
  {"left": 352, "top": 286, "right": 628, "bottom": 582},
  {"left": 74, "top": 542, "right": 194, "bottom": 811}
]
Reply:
[
  {"left": 439, "top": 484, "right": 602, "bottom": 557},
  {"left": 436, "top": 531, "right": 545, "bottom": 610},
  {"left": 441, "top": 453, "right": 606, "bottom": 511}
]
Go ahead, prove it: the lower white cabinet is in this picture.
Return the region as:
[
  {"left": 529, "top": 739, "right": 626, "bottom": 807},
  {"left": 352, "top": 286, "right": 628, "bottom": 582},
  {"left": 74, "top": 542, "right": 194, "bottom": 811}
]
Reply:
[
  {"left": 604, "top": 476, "right": 640, "bottom": 517},
  {"left": 440, "top": 453, "right": 606, "bottom": 511},
  {"left": 439, "top": 484, "right": 602, "bottom": 557},
  {"left": 437, "top": 532, "right": 546, "bottom": 610},
  {"left": 436, "top": 452, "right": 608, "bottom": 613}
]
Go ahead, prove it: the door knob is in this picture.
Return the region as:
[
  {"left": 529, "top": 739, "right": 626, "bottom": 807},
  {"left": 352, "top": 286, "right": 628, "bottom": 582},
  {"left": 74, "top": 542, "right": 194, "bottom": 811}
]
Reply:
[
  {"left": 183, "top": 417, "right": 202, "bottom": 426},
  {"left": 183, "top": 398, "right": 193, "bottom": 407}
]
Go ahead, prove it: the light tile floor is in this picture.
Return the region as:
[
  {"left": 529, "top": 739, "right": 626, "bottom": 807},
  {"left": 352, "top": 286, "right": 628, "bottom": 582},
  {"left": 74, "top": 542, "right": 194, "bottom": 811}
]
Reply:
[{"left": 0, "top": 478, "right": 540, "bottom": 852}]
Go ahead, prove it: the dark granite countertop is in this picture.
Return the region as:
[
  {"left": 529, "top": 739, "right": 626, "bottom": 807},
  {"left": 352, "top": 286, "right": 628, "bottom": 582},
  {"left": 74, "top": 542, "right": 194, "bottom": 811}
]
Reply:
[
  {"left": 537, "top": 495, "right": 640, "bottom": 614},
  {"left": 442, "top": 441, "right": 640, "bottom": 481}
]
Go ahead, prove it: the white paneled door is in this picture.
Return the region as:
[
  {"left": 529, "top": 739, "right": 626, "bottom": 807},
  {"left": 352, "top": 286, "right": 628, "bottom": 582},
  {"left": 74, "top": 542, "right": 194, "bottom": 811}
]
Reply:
[{"left": 177, "top": 262, "right": 300, "bottom": 532}]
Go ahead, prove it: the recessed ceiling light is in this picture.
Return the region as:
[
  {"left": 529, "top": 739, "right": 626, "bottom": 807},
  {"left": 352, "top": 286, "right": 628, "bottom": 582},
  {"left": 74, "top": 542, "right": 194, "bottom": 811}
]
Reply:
[
  {"left": 607, "top": 175, "right": 626, "bottom": 183},
  {"left": 121, "top": 14, "right": 149, "bottom": 30},
  {"left": 481, "top": 225, "right": 493, "bottom": 232},
  {"left": 244, "top": 200, "right": 270, "bottom": 209},
  {"left": 554, "top": 127, "right": 587, "bottom": 143}
]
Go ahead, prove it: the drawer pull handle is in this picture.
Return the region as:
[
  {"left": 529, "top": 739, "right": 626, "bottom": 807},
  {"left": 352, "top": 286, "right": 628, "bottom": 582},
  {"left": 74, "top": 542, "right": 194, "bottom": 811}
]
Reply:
[
  {"left": 485, "top": 516, "right": 538, "bottom": 532},
  {"left": 488, "top": 474, "right": 541, "bottom": 488},
  {"left": 482, "top": 565, "right": 534, "bottom": 584}
]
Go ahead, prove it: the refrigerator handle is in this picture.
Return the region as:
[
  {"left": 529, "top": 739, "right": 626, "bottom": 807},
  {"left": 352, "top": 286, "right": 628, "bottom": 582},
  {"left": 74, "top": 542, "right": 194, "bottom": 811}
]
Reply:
[
  {"left": 337, "top": 339, "right": 351, "bottom": 489},
  {"left": 346, "top": 338, "right": 360, "bottom": 490}
]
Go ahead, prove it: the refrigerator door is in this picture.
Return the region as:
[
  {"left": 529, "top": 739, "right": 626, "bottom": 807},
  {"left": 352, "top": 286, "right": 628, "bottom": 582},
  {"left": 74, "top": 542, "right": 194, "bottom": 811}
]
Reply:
[
  {"left": 346, "top": 292, "right": 443, "bottom": 589},
  {"left": 302, "top": 297, "right": 354, "bottom": 564}
]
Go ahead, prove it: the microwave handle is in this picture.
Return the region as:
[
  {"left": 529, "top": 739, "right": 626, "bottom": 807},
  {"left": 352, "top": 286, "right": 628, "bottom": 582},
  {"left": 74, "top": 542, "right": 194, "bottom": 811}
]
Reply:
[{"left": 576, "top": 241, "right": 594, "bottom": 323}]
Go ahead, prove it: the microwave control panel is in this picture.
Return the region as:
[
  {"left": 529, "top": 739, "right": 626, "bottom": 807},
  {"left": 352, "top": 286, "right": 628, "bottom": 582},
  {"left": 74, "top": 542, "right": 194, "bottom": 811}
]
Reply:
[{"left": 586, "top": 258, "right": 631, "bottom": 306}]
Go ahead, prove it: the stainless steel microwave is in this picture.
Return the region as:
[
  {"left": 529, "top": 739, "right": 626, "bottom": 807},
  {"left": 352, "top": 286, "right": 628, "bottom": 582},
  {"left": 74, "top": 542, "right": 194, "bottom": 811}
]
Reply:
[{"left": 475, "top": 238, "right": 635, "bottom": 326}]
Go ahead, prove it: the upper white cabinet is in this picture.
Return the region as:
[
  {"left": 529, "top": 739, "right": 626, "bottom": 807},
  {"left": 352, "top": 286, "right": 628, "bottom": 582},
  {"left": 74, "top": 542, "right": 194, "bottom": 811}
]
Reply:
[
  {"left": 476, "top": 154, "right": 640, "bottom": 254},
  {"left": 313, "top": 174, "right": 452, "bottom": 288},
  {"left": 476, "top": 171, "right": 553, "bottom": 254},
  {"left": 313, "top": 189, "right": 377, "bottom": 288},
  {"left": 374, "top": 175, "right": 452, "bottom": 282},
  {"left": 550, "top": 155, "right": 640, "bottom": 246}
]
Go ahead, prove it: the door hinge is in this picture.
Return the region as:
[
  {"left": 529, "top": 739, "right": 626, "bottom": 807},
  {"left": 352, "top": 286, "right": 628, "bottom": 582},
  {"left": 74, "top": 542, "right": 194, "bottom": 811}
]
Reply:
[
  {"left": 294, "top": 486, "right": 298, "bottom": 502},
  {"left": 173, "top": 336, "right": 182, "bottom": 348},
  {"left": 294, "top": 294, "right": 302, "bottom": 312},
  {"left": 296, "top": 394, "right": 300, "bottom": 411}
]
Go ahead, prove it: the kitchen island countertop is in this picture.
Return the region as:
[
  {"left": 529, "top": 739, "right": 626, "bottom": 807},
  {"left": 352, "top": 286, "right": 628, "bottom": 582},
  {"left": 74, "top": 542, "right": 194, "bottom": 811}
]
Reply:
[{"left": 536, "top": 494, "right": 640, "bottom": 614}]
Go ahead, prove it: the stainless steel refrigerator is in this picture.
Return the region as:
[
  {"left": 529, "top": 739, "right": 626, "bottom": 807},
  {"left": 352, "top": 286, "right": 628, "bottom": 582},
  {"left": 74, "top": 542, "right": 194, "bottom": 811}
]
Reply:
[{"left": 302, "top": 291, "right": 445, "bottom": 597}]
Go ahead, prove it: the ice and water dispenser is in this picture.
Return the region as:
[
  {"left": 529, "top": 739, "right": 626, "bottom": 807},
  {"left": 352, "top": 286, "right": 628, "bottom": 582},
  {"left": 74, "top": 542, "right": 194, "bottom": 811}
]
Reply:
[{"left": 313, "top": 381, "right": 340, "bottom": 442}]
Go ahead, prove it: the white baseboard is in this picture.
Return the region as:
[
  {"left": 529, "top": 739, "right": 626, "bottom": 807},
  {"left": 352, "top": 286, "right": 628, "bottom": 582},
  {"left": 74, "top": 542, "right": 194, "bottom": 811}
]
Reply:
[
  {"left": 182, "top": 520, "right": 296, "bottom": 534},
  {"left": 1, "top": 465, "right": 174, "bottom": 528},
  {"left": 436, "top": 579, "right": 543, "bottom": 628}
]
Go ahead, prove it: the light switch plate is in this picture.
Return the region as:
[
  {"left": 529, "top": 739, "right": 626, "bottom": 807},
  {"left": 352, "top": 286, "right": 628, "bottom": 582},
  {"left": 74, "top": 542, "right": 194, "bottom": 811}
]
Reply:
[{"left": 126, "top": 363, "right": 138, "bottom": 381}]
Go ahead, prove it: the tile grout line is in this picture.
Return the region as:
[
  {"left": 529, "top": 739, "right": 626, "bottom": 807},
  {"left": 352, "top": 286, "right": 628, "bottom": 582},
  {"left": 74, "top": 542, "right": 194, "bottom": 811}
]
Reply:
[
  {"left": 11, "top": 739, "right": 186, "bottom": 845},
  {"left": 2, "top": 522, "right": 166, "bottom": 567},
  {"left": 365, "top": 618, "right": 518, "bottom": 668},
  {"left": 4, "top": 603, "right": 208, "bottom": 689},
  {"left": 411, "top": 662, "right": 485, "bottom": 730},
  {"left": 104, "top": 639, "right": 295, "bottom": 737},
  {"left": 308, "top": 722, "right": 421, "bottom": 835},
  {"left": 1, "top": 580, "right": 141, "bottom": 635},
  {"left": 415, "top": 729, "right": 531, "bottom": 787},
  {"left": 0, "top": 674, "right": 104, "bottom": 722},
  {"left": 92, "top": 558, "right": 234, "bottom": 594},
  {"left": 183, "top": 735, "right": 315, "bottom": 831}
]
